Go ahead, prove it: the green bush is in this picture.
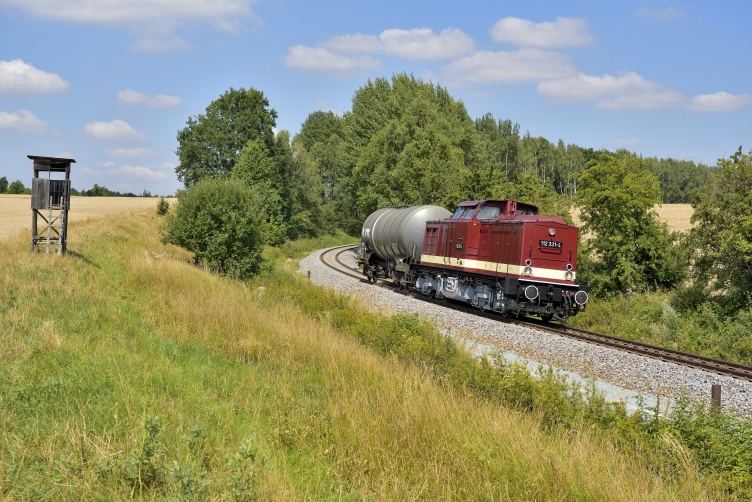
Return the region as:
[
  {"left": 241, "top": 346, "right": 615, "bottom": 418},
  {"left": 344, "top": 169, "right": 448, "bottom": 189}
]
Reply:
[
  {"left": 164, "top": 178, "right": 265, "bottom": 278},
  {"left": 156, "top": 196, "right": 169, "bottom": 216}
]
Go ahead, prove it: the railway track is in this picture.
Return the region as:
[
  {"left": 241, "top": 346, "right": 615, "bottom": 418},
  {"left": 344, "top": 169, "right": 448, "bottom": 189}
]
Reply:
[{"left": 318, "top": 245, "right": 752, "bottom": 383}]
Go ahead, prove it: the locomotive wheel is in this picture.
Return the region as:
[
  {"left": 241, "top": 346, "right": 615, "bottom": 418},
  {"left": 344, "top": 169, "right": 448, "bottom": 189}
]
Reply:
[{"left": 541, "top": 314, "right": 553, "bottom": 322}]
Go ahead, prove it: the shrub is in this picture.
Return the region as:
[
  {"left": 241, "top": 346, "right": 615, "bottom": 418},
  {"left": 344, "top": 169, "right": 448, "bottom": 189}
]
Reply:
[
  {"left": 156, "top": 197, "right": 169, "bottom": 216},
  {"left": 164, "top": 178, "right": 265, "bottom": 278}
]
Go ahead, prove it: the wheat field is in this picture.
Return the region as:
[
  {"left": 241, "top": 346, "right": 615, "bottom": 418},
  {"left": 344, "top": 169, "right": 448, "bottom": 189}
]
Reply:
[
  {"left": 0, "top": 195, "right": 695, "bottom": 242},
  {"left": 571, "top": 203, "right": 694, "bottom": 233},
  {"left": 0, "top": 194, "right": 168, "bottom": 241}
]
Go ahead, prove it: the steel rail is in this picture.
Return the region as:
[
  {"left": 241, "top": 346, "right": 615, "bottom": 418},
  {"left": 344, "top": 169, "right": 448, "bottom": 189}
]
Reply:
[{"left": 317, "top": 245, "right": 752, "bottom": 382}]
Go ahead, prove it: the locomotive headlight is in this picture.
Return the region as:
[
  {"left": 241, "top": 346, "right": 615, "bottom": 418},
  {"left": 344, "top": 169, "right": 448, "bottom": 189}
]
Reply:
[
  {"left": 574, "top": 291, "right": 589, "bottom": 306},
  {"left": 524, "top": 285, "right": 539, "bottom": 300},
  {"left": 549, "top": 228, "right": 556, "bottom": 236},
  {"left": 565, "top": 271, "right": 574, "bottom": 281},
  {"left": 523, "top": 266, "right": 532, "bottom": 276}
]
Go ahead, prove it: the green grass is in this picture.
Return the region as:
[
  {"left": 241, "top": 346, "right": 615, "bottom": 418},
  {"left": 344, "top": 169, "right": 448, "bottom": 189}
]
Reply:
[{"left": 0, "top": 209, "right": 744, "bottom": 499}]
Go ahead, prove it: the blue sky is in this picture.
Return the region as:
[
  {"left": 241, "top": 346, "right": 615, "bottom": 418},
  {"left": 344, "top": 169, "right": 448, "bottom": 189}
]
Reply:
[{"left": 1, "top": 0, "right": 750, "bottom": 196}]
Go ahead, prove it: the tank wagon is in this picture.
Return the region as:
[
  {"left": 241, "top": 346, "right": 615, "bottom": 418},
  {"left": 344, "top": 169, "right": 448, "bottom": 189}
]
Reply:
[{"left": 357, "top": 200, "right": 588, "bottom": 321}]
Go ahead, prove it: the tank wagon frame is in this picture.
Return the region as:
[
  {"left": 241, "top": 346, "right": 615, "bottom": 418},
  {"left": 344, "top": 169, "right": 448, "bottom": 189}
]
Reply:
[{"left": 357, "top": 200, "right": 588, "bottom": 322}]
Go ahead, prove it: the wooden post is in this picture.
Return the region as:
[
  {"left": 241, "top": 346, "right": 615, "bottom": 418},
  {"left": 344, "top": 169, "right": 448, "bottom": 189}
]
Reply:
[{"left": 711, "top": 384, "right": 722, "bottom": 408}]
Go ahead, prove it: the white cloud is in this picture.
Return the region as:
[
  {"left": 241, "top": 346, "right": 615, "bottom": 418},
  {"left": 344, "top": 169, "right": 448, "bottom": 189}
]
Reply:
[
  {"left": 490, "top": 17, "right": 595, "bottom": 48},
  {"left": 635, "top": 7, "right": 684, "bottom": 19},
  {"left": 2, "top": 0, "right": 259, "bottom": 51},
  {"left": 686, "top": 92, "right": 752, "bottom": 112},
  {"left": 0, "top": 109, "right": 50, "bottom": 134},
  {"left": 539, "top": 73, "right": 752, "bottom": 112},
  {"left": 119, "top": 165, "right": 169, "bottom": 180},
  {"left": 2, "top": 0, "right": 256, "bottom": 24},
  {"left": 117, "top": 89, "right": 182, "bottom": 107},
  {"left": 597, "top": 89, "right": 686, "bottom": 110},
  {"left": 84, "top": 119, "right": 146, "bottom": 140},
  {"left": 323, "top": 28, "right": 474, "bottom": 60},
  {"left": 284, "top": 45, "right": 380, "bottom": 71},
  {"left": 382, "top": 28, "right": 474, "bottom": 59},
  {"left": 538, "top": 72, "right": 685, "bottom": 109},
  {"left": 442, "top": 49, "right": 576, "bottom": 85},
  {"left": 106, "top": 147, "right": 159, "bottom": 158},
  {"left": 0, "top": 59, "right": 69, "bottom": 96}
]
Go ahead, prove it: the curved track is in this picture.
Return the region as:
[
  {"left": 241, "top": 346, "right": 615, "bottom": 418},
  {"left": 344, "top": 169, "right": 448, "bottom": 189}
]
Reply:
[{"left": 319, "top": 245, "right": 752, "bottom": 382}]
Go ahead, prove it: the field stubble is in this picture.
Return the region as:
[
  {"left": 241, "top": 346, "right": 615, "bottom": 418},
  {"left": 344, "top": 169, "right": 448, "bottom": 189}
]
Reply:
[{"left": 0, "top": 195, "right": 172, "bottom": 241}]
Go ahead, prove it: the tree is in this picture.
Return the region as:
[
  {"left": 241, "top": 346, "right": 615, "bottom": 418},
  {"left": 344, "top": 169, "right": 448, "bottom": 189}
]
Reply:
[
  {"left": 175, "top": 87, "right": 277, "bottom": 186},
  {"left": 688, "top": 147, "right": 752, "bottom": 312},
  {"left": 576, "top": 152, "right": 686, "bottom": 295},
  {"left": 295, "top": 111, "right": 344, "bottom": 203},
  {"left": 644, "top": 157, "right": 714, "bottom": 203},
  {"left": 474, "top": 114, "right": 520, "bottom": 198},
  {"left": 493, "top": 169, "right": 572, "bottom": 223},
  {"left": 339, "top": 74, "right": 479, "bottom": 232},
  {"left": 271, "top": 130, "right": 321, "bottom": 240},
  {"left": 0, "top": 176, "right": 8, "bottom": 193},
  {"left": 7, "top": 180, "right": 26, "bottom": 194},
  {"left": 164, "top": 178, "right": 265, "bottom": 278},
  {"left": 231, "top": 131, "right": 321, "bottom": 244}
]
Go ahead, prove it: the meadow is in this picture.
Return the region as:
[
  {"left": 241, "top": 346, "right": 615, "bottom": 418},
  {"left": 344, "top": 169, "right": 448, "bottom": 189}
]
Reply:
[{"left": 0, "top": 203, "right": 730, "bottom": 499}]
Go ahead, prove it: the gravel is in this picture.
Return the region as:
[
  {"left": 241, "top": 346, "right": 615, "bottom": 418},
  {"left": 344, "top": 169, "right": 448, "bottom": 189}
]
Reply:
[{"left": 300, "top": 247, "right": 752, "bottom": 419}]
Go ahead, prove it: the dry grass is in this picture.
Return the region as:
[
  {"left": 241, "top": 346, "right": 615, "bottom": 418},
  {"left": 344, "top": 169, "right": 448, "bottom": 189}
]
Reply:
[
  {"left": 0, "top": 209, "right": 717, "bottom": 499},
  {"left": 0, "top": 194, "right": 171, "bottom": 241}
]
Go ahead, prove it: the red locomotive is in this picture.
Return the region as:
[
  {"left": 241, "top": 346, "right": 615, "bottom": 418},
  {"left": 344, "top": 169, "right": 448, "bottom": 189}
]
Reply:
[{"left": 357, "top": 199, "right": 588, "bottom": 321}]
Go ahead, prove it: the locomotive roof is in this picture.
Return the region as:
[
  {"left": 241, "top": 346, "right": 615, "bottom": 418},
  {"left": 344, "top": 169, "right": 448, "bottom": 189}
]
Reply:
[{"left": 457, "top": 199, "right": 540, "bottom": 212}]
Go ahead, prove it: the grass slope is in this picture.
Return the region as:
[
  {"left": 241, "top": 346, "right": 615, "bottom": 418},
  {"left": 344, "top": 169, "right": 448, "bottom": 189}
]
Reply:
[{"left": 0, "top": 209, "right": 715, "bottom": 499}]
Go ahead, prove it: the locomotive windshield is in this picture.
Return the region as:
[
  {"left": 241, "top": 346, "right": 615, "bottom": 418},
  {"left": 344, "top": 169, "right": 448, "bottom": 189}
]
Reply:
[
  {"left": 451, "top": 207, "right": 475, "bottom": 220},
  {"left": 476, "top": 205, "right": 501, "bottom": 220}
]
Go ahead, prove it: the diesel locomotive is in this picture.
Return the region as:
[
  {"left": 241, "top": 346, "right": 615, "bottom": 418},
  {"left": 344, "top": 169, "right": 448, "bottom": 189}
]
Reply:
[{"left": 356, "top": 200, "right": 588, "bottom": 321}]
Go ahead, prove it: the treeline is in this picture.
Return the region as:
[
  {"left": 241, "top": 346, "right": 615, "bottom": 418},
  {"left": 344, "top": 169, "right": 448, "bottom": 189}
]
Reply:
[
  {"left": 0, "top": 176, "right": 30, "bottom": 195},
  {"left": 0, "top": 177, "right": 159, "bottom": 197},
  {"left": 167, "top": 74, "right": 750, "bottom": 317},
  {"left": 75, "top": 184, "right": 159, "bottom": 198}
]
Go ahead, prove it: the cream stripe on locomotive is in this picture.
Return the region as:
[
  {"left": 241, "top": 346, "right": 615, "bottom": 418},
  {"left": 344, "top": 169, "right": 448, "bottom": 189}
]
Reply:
[{"left": 420, "top": 254, "right": 576, "bottom": 282}]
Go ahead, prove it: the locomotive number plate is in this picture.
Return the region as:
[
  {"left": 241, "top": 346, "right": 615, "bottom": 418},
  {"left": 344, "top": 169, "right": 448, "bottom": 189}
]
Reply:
[{"left": 539, "top": 240, "right": 562, "bottom": 249}]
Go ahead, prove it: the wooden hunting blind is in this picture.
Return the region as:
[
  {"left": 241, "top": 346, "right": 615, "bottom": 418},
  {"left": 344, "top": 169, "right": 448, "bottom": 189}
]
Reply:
[{"left": 28, "top": 155, "right": 75, "bottom": 254}]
